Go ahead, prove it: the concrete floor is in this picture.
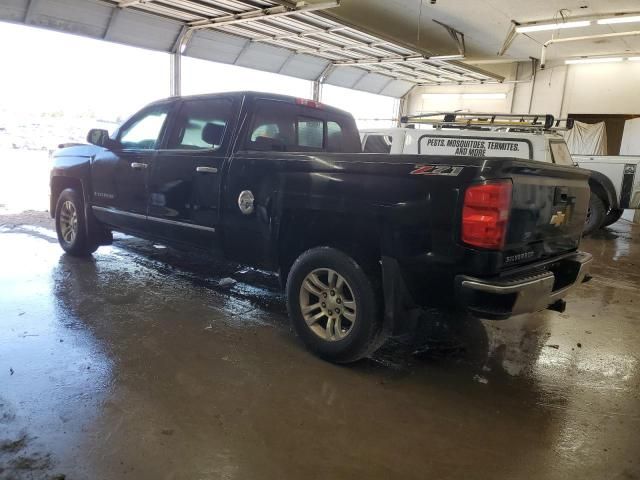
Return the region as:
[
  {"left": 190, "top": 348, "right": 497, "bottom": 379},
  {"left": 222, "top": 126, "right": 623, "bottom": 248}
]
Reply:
[{"left": 0, "top": 211, "right": 639, "bottom": 480}]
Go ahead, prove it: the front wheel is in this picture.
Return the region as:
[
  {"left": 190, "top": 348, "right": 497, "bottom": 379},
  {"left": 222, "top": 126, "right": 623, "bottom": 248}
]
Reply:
[
  {"left": 286, "top": 247, "right": 382, "bottom": 363},
  {"left": 55, "top": 188, "right": 99, "bottom": 256}
]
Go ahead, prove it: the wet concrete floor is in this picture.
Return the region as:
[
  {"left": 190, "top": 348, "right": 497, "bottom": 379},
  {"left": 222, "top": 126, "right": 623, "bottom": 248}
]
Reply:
[{"left": 0, "top": 214, "right": 639, "bottom": 479}]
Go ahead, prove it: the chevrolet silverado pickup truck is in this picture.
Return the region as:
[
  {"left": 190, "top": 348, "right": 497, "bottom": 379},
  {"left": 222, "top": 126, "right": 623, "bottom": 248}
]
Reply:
[
  {"left": 50, "top": 92, "right": 593, "bottom": 363},
  {"left": 361, "top": 112, "right": 618, "bottom": 234}
]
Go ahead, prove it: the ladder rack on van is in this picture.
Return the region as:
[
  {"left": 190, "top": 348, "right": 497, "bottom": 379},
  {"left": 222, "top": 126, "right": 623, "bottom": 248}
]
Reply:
[{"left": 399, "top": 113, "right": 574, "bottom": 132}]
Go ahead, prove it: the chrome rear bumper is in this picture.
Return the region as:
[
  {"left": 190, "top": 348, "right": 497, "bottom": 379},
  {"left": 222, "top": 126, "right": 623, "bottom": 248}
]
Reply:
[{"left": 456, "top": 251, "right": 592, "bottom": 319}]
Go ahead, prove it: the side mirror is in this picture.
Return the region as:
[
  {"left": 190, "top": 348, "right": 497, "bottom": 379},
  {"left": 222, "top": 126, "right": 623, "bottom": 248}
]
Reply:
[{"left": 87, "top": 128, "right": 112, "bottom": 148}]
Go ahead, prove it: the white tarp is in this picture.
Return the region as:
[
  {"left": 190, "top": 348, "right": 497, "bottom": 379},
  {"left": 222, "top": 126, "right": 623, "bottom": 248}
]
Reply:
[
  {"left": 564, "top": 121, "right": 608, "bottom": 155},
  {"left": 620, "top": 118, "right": 640, "bottom": 156}
]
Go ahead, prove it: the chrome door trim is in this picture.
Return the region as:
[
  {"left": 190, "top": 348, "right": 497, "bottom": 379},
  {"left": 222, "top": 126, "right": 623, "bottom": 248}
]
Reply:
[
  {"left": 92, "top": 206, "right": 146, "bottom": 221},
  {"left": 147, "top": 215, "right": 217, "bottom": 232},
  {"left": 92, "top": 206, "right": 216, "bottom": 233}
]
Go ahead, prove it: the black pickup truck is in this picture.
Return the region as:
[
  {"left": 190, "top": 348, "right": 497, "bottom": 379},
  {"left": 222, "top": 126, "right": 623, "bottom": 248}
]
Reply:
[{"left": 50, "top": 91, "right": 592, "bottom": 363}]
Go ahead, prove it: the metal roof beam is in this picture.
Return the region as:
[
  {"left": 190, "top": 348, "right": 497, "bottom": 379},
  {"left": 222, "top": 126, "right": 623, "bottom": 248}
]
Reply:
[
  {"left": 251, "top": 25, "right": 348, "bottom": 43},
  {"left": 432, "top": 19, "right": 465, "bottom": 57},
  {"left": 332, "top": 56, "right": 426, "bottom": 66},
  {"left": 188, "top": 1, "right": 340, "bottom": 30},
  {"left": 118, "top": 0, "right": 148, "bottom": 8},
  {"left": 23, "top": 0, "right": 40, "bottom": 22}
]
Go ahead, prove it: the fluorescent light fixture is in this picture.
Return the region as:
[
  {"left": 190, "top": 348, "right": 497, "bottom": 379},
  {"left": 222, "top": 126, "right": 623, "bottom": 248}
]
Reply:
[
  {"left": 430, "top": 54, "right": 465, "bottom": 61},
  {"left": 565, "top": 57, "right": 624, "bottom": 65},
  {"left": 628, "top": 56, "right": 640, "bottom": 61},
  {"left": 462, "top": 93, "right": 507, "bottom": 99},
  {"left": 422, "top": 93, "right": 506, "bottom": 100},
  {"left": 597, "top": 15, "right": 640, "bottom": 25},
  {"left": 516, "top": 20, "right": 591, "bottom": 33}
]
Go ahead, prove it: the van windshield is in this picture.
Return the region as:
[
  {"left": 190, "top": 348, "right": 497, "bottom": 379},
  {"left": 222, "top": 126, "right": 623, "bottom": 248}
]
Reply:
[{"left": 550, "top": 141, "right": 574, "bottom": 166}]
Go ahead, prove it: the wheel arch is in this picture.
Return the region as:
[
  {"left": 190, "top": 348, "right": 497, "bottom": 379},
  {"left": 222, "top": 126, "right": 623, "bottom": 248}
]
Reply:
[
  {"left": 588, "top": 170, "right": 618, "bottom": 212},
  {"left": 276, "top": 208, "right": 383, "bottom": 284},
  {"left": 50, "top": 176, "right": 86, "bottom": 218}
]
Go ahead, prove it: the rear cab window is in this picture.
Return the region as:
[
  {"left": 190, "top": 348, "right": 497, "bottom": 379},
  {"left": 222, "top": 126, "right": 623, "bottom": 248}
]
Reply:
[
  {"left": 363, "top": 134, "right": 393, "bottom": 153},
  {"left": 245, "top": 99, "right": 361, "bottom": 153}
]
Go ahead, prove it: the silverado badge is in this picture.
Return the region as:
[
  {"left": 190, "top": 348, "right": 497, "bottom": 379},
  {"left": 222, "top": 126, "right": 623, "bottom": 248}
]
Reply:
[{"left": 550, "top": 211, "right": 567, "bottom": 227}]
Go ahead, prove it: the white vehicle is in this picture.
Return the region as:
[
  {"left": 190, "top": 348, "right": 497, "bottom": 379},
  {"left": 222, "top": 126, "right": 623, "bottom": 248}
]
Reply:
[
  {"left": 572, "top": 155, "right": 640, "bottom": 228},
  {"left": 361, "top": 113, "right": 633, "bottom": 234}
]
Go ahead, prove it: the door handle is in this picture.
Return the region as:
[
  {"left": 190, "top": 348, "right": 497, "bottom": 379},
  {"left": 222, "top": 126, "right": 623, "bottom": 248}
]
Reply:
[
  {"left": 196, "top": 166, "right": 218, "bottom": 174},
  {"left": 131, "top": 162, "right": 148, "bottom": 170}
]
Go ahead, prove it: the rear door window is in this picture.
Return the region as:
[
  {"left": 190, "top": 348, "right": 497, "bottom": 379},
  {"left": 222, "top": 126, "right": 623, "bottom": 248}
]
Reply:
[
  {"left": 167, "top": 98, "right": 234, "bottom": 151},
  {"left": 363, "top": 134, "right": 393, "bottom": 153}
]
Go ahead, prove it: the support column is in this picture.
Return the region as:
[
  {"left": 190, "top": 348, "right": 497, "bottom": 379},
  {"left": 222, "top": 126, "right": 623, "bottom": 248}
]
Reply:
[
  {"left": 170, "top": 51, "right": 182, "bottom": 97},
  {"left": 170, "top": 27, "right": 194, "bottom": 97},
  {"left": 397, "top": 86, "right": 415, "bottom": 125},
  {"left": 312, "top": 79, "right": 322, "bottom": 102},
  {"left": 313, "top": 64, "right": 334, "bottom": 102},
  {"left": 527, "top": 57, "right": 538, "bottom": 114}
]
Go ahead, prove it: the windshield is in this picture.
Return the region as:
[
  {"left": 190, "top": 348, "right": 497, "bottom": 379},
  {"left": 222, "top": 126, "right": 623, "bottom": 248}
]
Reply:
[{"left": 550, "top": 141, "right": 574, "bottom": 166}]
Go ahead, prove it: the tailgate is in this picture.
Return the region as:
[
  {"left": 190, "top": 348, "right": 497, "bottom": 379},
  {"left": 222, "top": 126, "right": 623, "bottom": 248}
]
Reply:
[{"left": 501, "top": 163, "right": 590, "bottom": 268}]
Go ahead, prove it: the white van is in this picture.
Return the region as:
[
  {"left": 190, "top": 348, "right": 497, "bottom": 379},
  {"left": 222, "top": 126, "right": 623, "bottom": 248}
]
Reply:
[{"left": 361, "top": 113, "right": 638, "bottom": 233}]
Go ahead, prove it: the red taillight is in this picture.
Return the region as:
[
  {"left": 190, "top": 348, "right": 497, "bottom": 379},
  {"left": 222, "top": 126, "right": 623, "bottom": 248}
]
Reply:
[
  {"left": 462, "top": 180, "right": 512, "bottom": 249},
  {"left": 295, "top": 98, "right": 323, "bottom": 109}
]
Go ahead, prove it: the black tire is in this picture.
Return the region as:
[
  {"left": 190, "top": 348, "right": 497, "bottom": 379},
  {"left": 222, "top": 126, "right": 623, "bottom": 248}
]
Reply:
[
  {"left": 584, "top": 193, "right": 606, "bottom": 236},
  {"left": 286, "top": 247, "right": 382, "bottom": 363},
  {"left": 602, "top": 208, "right": 624, "bottom": 228},
  {"left": 55, "top": 188, "right": 99, "bottom": 256}
]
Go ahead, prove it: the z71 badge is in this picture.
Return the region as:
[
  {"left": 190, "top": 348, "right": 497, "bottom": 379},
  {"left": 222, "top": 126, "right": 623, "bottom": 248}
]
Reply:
[{"left": 410, "top": 165, "right": 464, "bottom": 176}]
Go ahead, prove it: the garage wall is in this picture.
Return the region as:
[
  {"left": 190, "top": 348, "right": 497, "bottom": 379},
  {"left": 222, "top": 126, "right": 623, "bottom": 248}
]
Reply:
[
  {"left": 405, "top": 63, "right": 517, "bottom": 115},
  {"left": 513, "top": 61, "right": 640, "bottom": 117},
  {"left": 561, "top": 62, "right": 640, "bottom": 116},
  {"left": 407, "top": 61, "right": 640, "bottom": 118}
]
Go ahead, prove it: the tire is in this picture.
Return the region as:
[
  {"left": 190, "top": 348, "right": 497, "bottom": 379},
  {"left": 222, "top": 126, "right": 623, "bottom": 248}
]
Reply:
[
  {"left": 55, "top": 188, "right": 100, "bottom": 256},
  {"left": 602, "top": 208, "right": 624, "bottom": 228},
  {"left": 583, "top": 193, "right": 606, "bottom": 236},
  {"left": 286, "top": 247, "right": 382, "bottom": 363}
]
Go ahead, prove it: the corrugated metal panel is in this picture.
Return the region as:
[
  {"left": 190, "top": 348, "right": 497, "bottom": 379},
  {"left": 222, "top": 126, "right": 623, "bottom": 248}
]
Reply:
[
  {"left": 380, "top": 79, "right": 415, "bottom": 97},
  {"left": 186, "top": 29, "right": 248, "bottom": 64},
  {"left": 0, "top": 0, "right": 28, "bottom": 23},
  {"left": 326, "top": 66, "right": 368, "bottom": 89},
  {"left": 0, "top": 0, "right": 504, "bottom": 97},
  {"left": 26, "top": 0, "right": 112, "bottom": 38},
  {"left": 234, "top": 42, "right": 292, "bottom": 73},
  {"left": 105, "top": 8, "right": 182, "bottom": 52},
  {"left": 352, "top": 72, "right": 392, "bottom": 94},
  {"left": 278, "top": 54, "right": 330, "bottom": 81}
]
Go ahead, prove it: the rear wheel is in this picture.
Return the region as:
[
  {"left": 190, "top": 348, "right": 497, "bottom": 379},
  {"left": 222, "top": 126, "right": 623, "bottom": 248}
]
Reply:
[
  {"left": 602, "top": 208, "right": 624, "bottom": 228},
  {"left": 286, "top": 247, "right": 382, "bottom": 363},
  {"left": 55, "top": 188, "right": 100, "bottom": 256},
  {"left": 584, "top": 193, "right": 606, "bottom": 235}
]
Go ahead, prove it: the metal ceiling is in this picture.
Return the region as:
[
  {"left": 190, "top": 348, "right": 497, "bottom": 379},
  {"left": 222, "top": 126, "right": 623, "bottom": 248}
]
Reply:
[{"left": 0, "top": 0, "right": 505, "bottom": 97}]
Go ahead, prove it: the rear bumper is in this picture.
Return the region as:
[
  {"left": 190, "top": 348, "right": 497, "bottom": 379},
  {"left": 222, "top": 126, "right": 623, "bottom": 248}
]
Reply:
[{"left": 455, "top": 251, "right": 593, "bottom": 320}]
